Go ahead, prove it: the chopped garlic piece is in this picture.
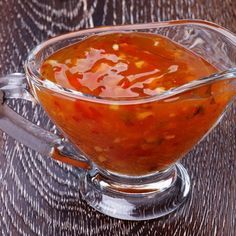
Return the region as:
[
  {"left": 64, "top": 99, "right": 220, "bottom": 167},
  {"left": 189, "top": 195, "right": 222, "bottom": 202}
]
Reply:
[
  {"left": 109, "top": 105, "right": 119, "bottom": 110},
  {"left": 135, "top": 60, "right": 145, "bottom": 68},
  {"left": 112, "top": 44, "right": 119, "bottom": 51},
  {"left": 137, "top": 111, "right": 153, "bottom": 120},
  {"left": 98, "top": 155, "right": 106, "bottom": 162},
  {"left": 94, "top": 146, "right": 103, "bottom": 152},
  {"left": 155, "top": 87, "right": 166, "bottom": 94},
  {"left": 45, "top": 59, "right": 58, "bottom": 66},
  {"left": 154, "top": 41, "right": 159, "bottom": 46},
  {"left": 165, "top": 135, "right": 175, "bottom": 140},
  {"left": 168, "top": 65, "right": 178, "bottom": 73},
  {"left": 65, "top": 59, "right": 72, "bottom": 64}
]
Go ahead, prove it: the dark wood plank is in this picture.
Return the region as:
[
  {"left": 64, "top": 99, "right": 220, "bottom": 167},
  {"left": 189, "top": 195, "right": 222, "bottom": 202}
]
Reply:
[{"left": 0, "top": 0, "right": 235, "bottom": 235}]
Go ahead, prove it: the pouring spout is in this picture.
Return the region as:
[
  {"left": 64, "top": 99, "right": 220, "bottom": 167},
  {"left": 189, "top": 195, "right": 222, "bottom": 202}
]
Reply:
[
  {"left": 207, "top": 68, "right": 236, "bottom": 86},
  {"left": 211, "top": 68, "right": 236, "bottom": 96},
  {"left": 169, "top": 68, "right": 236, "bottom": 99}
]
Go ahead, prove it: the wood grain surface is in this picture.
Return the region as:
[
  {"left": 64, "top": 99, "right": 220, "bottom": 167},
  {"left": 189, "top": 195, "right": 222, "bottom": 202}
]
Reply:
[{"left": 0, "top": 0, "right": 235, "bottom": 235}]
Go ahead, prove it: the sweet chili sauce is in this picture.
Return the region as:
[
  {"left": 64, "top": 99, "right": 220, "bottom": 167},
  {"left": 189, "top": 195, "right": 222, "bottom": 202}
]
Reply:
[{"left": 38, "top": 32, "right": 231, "bottom": 176}]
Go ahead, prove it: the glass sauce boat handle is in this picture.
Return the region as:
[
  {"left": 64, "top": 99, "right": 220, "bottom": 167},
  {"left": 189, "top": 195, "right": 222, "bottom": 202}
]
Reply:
[{"left": 0, "top": 73, "right": 90, "bottom": 170}]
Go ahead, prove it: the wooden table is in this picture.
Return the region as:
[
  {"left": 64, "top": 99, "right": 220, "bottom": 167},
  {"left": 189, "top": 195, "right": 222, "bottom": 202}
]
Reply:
[{"left": 0, "top": 1, "right": 235, "bottom": 235}]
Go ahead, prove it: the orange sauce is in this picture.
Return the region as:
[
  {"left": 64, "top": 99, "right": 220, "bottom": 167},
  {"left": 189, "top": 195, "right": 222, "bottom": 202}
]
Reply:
[{"left": 38, "top": 32, "right": 232, "bottom": 176}]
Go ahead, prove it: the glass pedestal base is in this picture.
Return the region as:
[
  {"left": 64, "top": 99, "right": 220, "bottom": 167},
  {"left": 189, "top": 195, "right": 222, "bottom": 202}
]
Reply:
[{"left": 80, "top": 163, "right": 190, "bottom": 221}]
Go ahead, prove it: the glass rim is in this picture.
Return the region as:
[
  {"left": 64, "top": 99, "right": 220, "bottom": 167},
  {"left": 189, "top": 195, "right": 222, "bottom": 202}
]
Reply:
[{"left": 25, "top": 19, "right": 236, "bottom": 105}]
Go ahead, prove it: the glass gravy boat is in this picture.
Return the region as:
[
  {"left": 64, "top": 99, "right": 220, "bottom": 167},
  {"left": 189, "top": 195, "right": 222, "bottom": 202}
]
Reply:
[{"left": 0, "top": 20, "right": 235, "bottom": 220}]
